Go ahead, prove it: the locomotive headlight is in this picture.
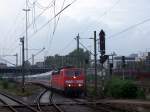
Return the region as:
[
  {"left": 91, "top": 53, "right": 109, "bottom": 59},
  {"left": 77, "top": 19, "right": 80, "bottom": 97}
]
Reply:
[
  {"left": 73, "top": 76, "right": 76, "bottom": 79},
  {"left": 68, "top": 84, "right": 71, "bottom": 87},
  {"left": 78, "top": 84, "right": 82, "bottom": 87}
]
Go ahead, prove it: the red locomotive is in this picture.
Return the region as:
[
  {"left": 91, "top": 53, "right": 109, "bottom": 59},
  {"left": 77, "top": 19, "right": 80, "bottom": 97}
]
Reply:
[{"left": 51, "top": 66, "right": 85, "bottom": 95}]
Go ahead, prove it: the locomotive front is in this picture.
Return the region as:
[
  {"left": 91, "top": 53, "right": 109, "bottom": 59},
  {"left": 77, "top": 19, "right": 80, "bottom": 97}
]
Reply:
[{"left": 64, "top": 68, "right": 85, "bottom": 94}]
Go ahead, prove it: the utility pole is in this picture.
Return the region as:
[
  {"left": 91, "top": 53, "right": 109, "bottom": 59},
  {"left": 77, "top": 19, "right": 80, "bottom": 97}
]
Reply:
[
  {"left": 20, "top": 45, "right": 22, "bottom": 65},
  {"left": 76, "top": 34, "right": 80, "bottom": 67},
  {"left": 15, "top": 53, "right": 18, "bottom": 66},
  {"left": 20, "top": 37, "right": 25, "bottom": 93},
  {"left": 94, "top": 31, "right": 97, "bottom": 94},
  {"left": 1, "top": 54, "right": 18, "bottom": 66},
  {"left": 44, "top": 56, "right": 46, "bottom": 68},
  {"left": 27, "top": 47, "right": 45, "bottom": 65},
  {"left": 61, "top": 56, "right": 64, "bottom": 66},
  {"left": 23, "top": 0, "right": 30, "bottom": 61},
  {"left": 32, "top": 54, "right": 34, "bottom": 65},
  {"left": 122, "top": 56, "right": 126, "bottom": 80}
]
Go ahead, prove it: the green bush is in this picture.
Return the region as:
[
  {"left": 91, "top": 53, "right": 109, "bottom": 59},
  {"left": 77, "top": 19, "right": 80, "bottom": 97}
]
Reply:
[
  {"left": 2, "top": 81, "right": 9, "bottom": 89},
  {"left": 104, "top": 77, "right": 145, "bottom": 99},
  {"left": 136, "top": 89, "right": 145, "bottom": 99}
]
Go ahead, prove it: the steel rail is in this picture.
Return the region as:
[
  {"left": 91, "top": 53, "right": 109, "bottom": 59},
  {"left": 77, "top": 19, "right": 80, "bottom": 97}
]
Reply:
[
  {"left": 71, "top": 98, "right": 113, "bottom": 112},
  {"left": 48, "top": 91, "right": 65, "bottom": 112},
  {"left": 35, "top": 89, "right": 48, "bottom": 111},
  {"left": 0, "top": 97, "right": 18, "bottom": 112},
  {"left": 71, "top": 98, "right": 134, "bottom": 112},
  {"left": 0, "top": 91, "right": 40, "bottom": 112},
  {"left": 51, "top": 101, "right": 65, "bottom": 112}
]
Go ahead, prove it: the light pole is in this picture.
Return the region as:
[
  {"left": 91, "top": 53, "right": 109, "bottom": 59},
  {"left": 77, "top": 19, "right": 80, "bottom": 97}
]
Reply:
[
  {"left": 27, "top": 47, "right": 45, "bottom": 66},
  {"left": 23, "top": 4, "right": 30, "bottom": 61},
  {"left": 20, "top": 37, "right": 25, "bottom": 93}
]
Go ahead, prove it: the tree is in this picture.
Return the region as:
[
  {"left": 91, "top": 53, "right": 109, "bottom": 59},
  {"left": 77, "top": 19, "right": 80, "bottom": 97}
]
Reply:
[{"left": 44, "top": 48, "right": 91, "bottom": 69}]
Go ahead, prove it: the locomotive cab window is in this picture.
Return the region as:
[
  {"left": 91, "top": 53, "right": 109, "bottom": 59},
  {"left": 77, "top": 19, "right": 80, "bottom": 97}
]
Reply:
[
  {"left": 65, "top": 70, "right": 81, "bottom": 77},
  {"left": 52, "top": 71, "right": 60, "bottom": 75}
]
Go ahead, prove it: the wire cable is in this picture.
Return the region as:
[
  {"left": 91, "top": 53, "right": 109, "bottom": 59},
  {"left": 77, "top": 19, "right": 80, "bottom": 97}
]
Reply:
[
  {"left": 47, "top": 0, "right": 66, "bottom": 55},
  {"left": 53, "top": 0, "right": 56, "bottom": 35},
  {"left": 80, "top": 0, "right": 121, "bottom": 35},
  {"left": 99, "top": 0, "right": 121, "bottom": 19},
  {"left": 53, "top": 0, "right": 66, "bottom": 35},
  {"left": 29, "top": 0, "right": 78, "bottom": 38},
  {"left": 74, "top": 38, "right": 94, "bottom": 56},
  {"left": 19, "top": 0, "right": 55, "bottom": 36},
  {"left": 59, "top": 39, "right": 74, "bottom": 54},
  {"left": 0, "top": 57, "right": 16, "bottom": 66},
  {"left": 3, "top": 1, "right": 26, "bottom": 50},
  {"left": 108, "top": 17, "right": 150, "bottom": 39}
]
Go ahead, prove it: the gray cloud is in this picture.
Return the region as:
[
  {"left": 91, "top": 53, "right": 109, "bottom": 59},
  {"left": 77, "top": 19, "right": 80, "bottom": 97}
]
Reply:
[{"left": 0, "top": 0, "right": 150, "bottom": 65}]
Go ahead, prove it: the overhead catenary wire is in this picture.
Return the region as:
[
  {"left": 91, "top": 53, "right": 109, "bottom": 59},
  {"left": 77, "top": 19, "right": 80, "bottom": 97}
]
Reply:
[
  {"left": 78, "top": 40, "right": 94, "bottom": 56},
  {"left": 31, "top": 2, "right": 37, "bottom": 32},
  {"left": 28, "top": 0, "right": 54, "bottom": 10},
  {"left": 3, "top": 1, "right": 26, "bottom": 51},
  {"left": 53, "top": 0, "right": 56, "bottom": 35},
  {"left": 8, "top": 0, "right": 77, "bottom": 64},
  {"left": 8, "top": 1, "right": 53, "bottom": 53},
  {"left": 47, "top": 0, "right": 66, "bottom": 55},
  {"left": 0, "top": 57, "right": 16, "bottom": 66},
  {"left": 19, "top": 0, "right": 55, "bottom": 37},
  {"left": 59, "top": 38, "right": 75, "bottom": 54},
  {"left": 99, "top": 0, "right": 121, "bottom": 19},
  {"left": 80, "top": 0, "right": 121, "bottom": 35},
  {"left": 36, "top": 1, "right": 53, "bottom": 9},
  {"left": 53, "top": 0, "right": 66, "bottom": 35},
  {"left": 28, "top": 0, "right": 76, "bottom": 56},
  {"left": 108, "top": 17, "right": 150, "bottom": 39},
  {"left": 45, "top": 0, "right": 57, "bottom": 56},
  {"left": 27, "top": 47, "right": 45, "bottom": 61},
  {"left": 29, "top": 0, "right": 78, "bottom": 38}
]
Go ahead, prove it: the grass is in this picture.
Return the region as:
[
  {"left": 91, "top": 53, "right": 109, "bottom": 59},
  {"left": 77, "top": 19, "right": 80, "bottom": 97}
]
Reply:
[
  {"left": 0, "top": 80, "right": 41, "bottom": 97},
  {"left": 86, "top": 84, "right": 102, "bottom": 98}
]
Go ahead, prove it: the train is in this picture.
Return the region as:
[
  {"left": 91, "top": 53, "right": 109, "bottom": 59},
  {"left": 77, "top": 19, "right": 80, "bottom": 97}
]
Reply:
[
  {"left": 5, "top": 66, "right": 85, "bottom": 95},
  {"left": 51, "top": 66, "right": 85, "bottom": 95}
]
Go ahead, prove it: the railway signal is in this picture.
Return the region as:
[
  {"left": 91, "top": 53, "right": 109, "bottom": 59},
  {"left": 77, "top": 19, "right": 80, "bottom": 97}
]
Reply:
[
  {"left": 100, "top": 55, "right": 109, "bottom": 64},
  {"left": 122, "top": 56, "right": 126, "bottom": 68},
  {"left": 109, "top": 63, "right": 113, "bottom": 76},
  {"left": 99, "top": 29, "right": 107, "bottom": 92},
  {"left": 99, "top": 30, "right": 105, "bottom": 55},
  {"left": 99, "top": 29, "right": 107, "bottom": 64}
]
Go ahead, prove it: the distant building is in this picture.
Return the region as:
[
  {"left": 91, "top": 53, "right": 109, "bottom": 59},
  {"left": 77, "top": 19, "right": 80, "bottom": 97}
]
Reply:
[
  {"left": 0, "top": 63, "right": 7, "bottom": 68},
  {"left": 35, "top": 62, "right": 44, "bottom": 68},
  {"left": 113, "top": 56, "right": 136, "bottom": 69},
  {"left": 129, "top": 53, "right": 138, "bottom": 58},
  {"left": 136, "top": 52, "right": 150, "bottom": 71}
]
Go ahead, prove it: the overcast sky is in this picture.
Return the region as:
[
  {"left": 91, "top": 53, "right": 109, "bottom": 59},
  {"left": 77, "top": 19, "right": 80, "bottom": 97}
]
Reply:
[{"left": 0, "top": 0, "right": 150, "bottom": 65}]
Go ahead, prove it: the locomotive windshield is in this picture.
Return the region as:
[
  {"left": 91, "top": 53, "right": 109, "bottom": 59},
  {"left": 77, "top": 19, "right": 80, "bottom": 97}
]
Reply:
[{"left": 65, "top": 70, "right": 81, "bottom": 77}]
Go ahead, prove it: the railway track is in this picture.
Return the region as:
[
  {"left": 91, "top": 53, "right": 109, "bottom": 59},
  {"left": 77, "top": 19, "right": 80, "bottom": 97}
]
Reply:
[
  {"left": 0, "top": 91, "right": 41, "bottom": 112},
  {"left": 50, "top": 92, "right": 127, "bottom": 112},
  {"left": 33, "top": 89, "right": 65, "bottom": 112},
  {"left": 68, "top": 98, "right": 112, "bottom": 112},
  {"left": 35, "top": 89, "right": 48, "bottom": 111},
  {"left": 0, "top": 97, "right": 18, "bottom": 112},
  {"left": 71, "top": 98, "right": 134, "bottom": 112},
  {"left": 25, "top": 82, "right": 127, "bottom": 112},
  {"left": 51, "top": 100, "right": 65, "bottom": 112}
]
